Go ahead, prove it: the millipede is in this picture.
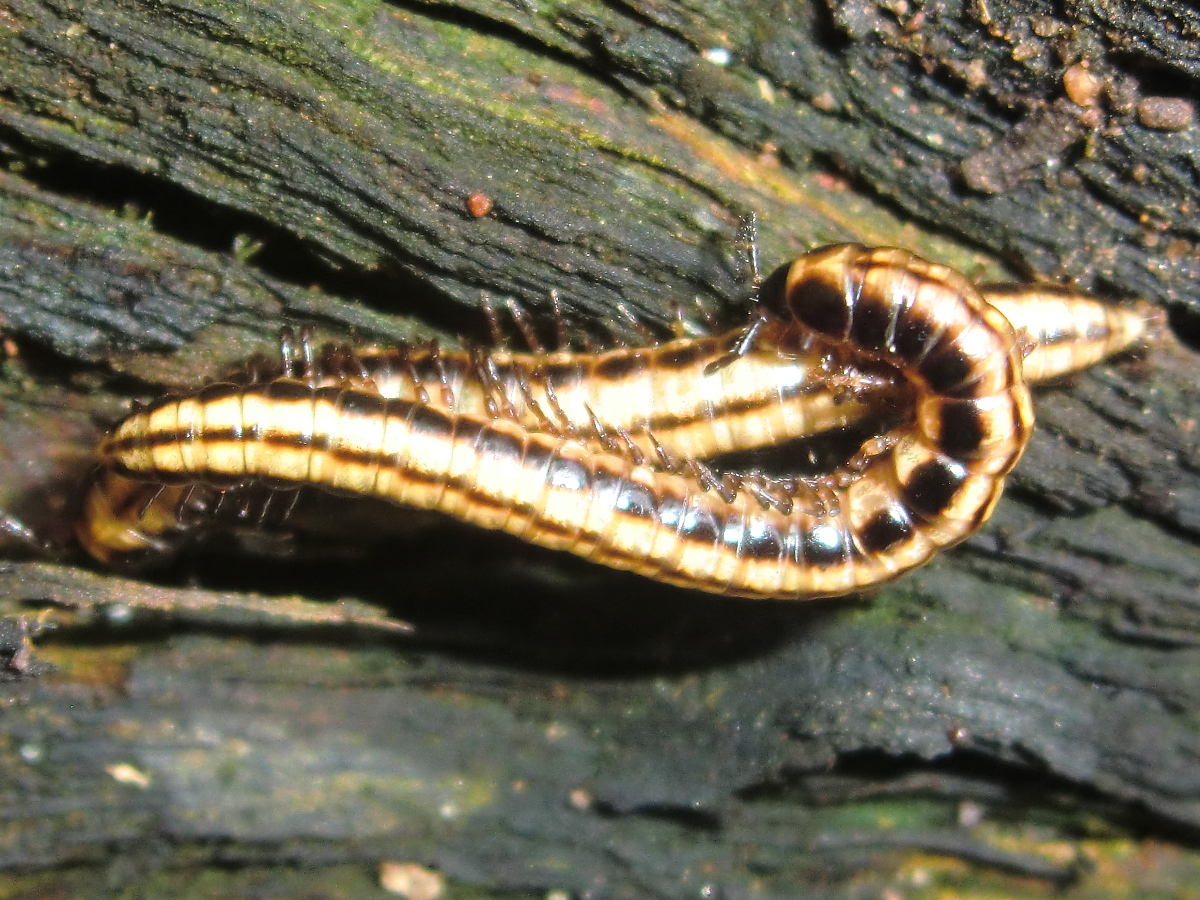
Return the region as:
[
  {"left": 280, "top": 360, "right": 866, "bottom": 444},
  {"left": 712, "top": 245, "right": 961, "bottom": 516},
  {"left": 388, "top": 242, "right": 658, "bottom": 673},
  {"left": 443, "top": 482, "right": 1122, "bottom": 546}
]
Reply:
[{"left": 76, "top": 244, "right": 1149, "bottom": 599}]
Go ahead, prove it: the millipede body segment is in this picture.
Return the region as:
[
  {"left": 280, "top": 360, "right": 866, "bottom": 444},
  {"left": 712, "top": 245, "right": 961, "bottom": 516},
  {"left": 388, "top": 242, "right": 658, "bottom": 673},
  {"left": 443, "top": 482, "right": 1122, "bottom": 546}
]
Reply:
[
  {"left": 77, "top": 245, "right": 1148, "bottom": 599},
  {"left": 300, "top": 325, "right": 901, "bottom": 462},
  {"left": 267, "top": 285, "right": 1143, "bottom": 460}
]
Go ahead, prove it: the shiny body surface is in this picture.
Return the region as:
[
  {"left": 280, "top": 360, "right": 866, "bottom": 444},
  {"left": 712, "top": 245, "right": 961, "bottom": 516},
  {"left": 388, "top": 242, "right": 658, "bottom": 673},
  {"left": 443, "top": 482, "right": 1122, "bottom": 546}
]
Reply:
[{"left": 78, "top": 245, "right": 1148, "bottom": 597}]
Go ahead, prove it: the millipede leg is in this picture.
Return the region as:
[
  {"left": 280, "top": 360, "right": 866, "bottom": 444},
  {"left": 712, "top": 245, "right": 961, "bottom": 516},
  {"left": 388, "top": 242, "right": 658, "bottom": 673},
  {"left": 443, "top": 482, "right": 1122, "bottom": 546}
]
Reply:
[
  {"left": 277, "top": 326, "right": 296, "bottom": 378},
  {"left": 505, "top": 296, "right": 545, "bottom": 354},
  {"left": 735, "top": 211, "right": 762, "bottom": 295},
  {"left": 298, "top": 324, "right": 317, "bottom": 385},
  {"left": 426, "top": 340, "right": 455, "bottom": 408},
  {"left": 0, "top": 511, "right": 45, "bottom": 553},
  {"left": 549, "top": 289, "right": 569, "bottom": 351},
  {"left": 481, "top": 293, "right": 504, "bottom": 347},
  {"left": 703, "top": 313, "right": 768, "bottom": 375},
  {"left": 615, "top": 301, "right": 657, "bottom": 346}
]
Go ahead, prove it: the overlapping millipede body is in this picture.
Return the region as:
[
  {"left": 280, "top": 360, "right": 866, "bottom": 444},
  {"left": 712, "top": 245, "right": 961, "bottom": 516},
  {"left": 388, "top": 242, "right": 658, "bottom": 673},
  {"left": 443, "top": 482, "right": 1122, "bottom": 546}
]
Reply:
[
  {"left": 76, "top": 245, "right": 1149, "bottom": 598},
  {"left": 272, "top": 280, "right": 1144, "bottom": 461},
  {"left": 280, "top": 325, "right": 902, "bottom": 462}
]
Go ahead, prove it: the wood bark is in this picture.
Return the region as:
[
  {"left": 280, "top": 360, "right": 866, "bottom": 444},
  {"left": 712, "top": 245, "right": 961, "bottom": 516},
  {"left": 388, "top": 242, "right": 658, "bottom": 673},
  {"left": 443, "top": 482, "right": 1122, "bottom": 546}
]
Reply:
[{"left": 0, "top": 0, "right": 1198, "bottom": 896}]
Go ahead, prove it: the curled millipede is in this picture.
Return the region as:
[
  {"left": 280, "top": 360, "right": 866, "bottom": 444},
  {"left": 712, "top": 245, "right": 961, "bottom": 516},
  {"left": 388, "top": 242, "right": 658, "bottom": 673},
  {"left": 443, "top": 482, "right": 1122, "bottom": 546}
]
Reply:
[
  {"left": 259, "top": 281, "right": 1143, "bottom": 460},
  {"left": 76, "top": 245, "right": 1148, "bottom": 598}
]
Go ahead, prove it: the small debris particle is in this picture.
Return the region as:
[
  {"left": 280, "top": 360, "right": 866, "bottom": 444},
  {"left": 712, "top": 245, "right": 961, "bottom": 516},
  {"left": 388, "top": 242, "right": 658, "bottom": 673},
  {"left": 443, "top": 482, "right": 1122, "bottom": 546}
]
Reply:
[
  {"left": 0, "top": 616, "right": 50, "bottom": 678},
  {"left": 1030, "top": 15, "right": 1062, "bottom": 37},
  {"left": 1078, "top": 106, "right": 1104, "bottom": 129},
  {"left": 1058, "top": 168, "right": 1083, "bottom": 189},
  {"left": 958, "top": 799, "right": 986, "bottom": 827},
  {"left": 701, "top": 47, "right": 731, "bottom": 66},
  {"left": 963, "top": 58, "right": 988, "bottom": 89},
  {"left": 104, "top": 602, "right": 134, "bottom": 625},
  {"left": 105, "top": 763, "right": 152, "bottom": 789},
  {"left": 1105, "top": 76, "right": 1139, "bottom": 115},
  {"left": 925, "top": 32, "right": 951, "bottom": 56},
  {"left": 1166, "top": 238, "right": 1192, "bottom": 263},
  {"left": 948, "top": 724, "right": 972, "bottom": 745},
  {"left": 816, "top": 172, "right": 849, "bottom": 191},
  {"left": 1137, "top": 97, "right": 1195, "bottom": 131},
  {"left": 465, "top": 192, "right": 493, "bottom": 217},
  {"left": 960, "top": 99, "right": 1085, "bottom": 194},
  {"left": 1063, "top": 64, "right": 1102, "bottom": 107},
  {"left": 1011, "top": 41, "right": 1040, "bottom": 62},
  {"left": 380, "top": 863, "right": 445, "bottom": 900},
  {"left": 569, "top": 787, "right": 593, "bottom": 810},
  {"left": 811, "top": 91, "right": 837, "bottom": 112},
  {"left": 546, "top": 891, "right": 571, "bottom": 900}
]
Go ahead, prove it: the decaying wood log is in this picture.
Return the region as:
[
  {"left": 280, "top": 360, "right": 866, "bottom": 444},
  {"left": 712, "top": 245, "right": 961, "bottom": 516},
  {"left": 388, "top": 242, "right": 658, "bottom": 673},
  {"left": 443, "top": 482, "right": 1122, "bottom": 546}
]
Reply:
[{"left": 0, "top": 0, "right": 1198, "bottom": 896}]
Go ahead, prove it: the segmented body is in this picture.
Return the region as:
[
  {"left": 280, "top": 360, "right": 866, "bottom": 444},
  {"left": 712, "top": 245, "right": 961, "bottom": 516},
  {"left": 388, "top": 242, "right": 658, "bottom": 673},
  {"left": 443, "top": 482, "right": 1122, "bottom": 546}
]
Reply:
[
  {"left": 77, "top": 245, "right": 1148, "bottom": 597},
  {"left": 268, "top": 285, "right": 1143, "bottom": 458},
  {"left": 301, "top": 325, "right": 898, "bottom": 461}
]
